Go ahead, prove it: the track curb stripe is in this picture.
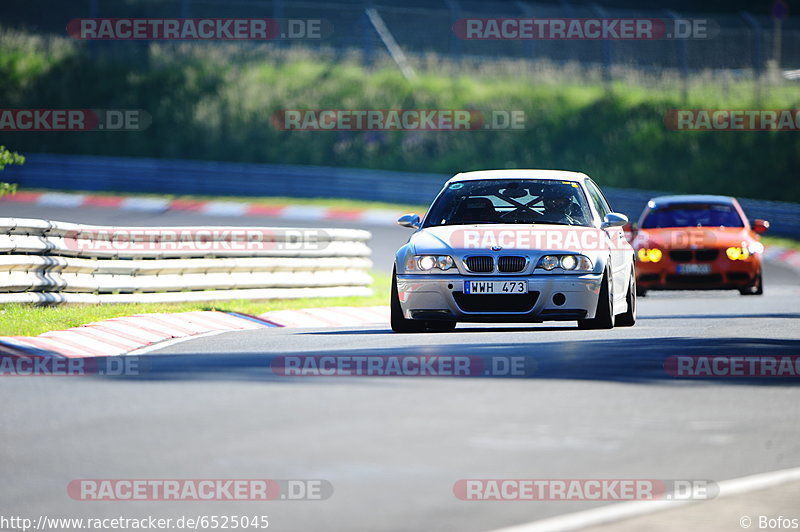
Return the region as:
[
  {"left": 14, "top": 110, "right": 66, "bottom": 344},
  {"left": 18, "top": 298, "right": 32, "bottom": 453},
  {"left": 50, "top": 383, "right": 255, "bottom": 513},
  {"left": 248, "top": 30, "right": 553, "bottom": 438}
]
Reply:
[
  {"left": 92, "top": 321, "right": 165, "bottom": 344},
  {"left": 256, "top": 306, "right": 389, "bottom": 328},
  {"left": 0, "top": 305, "right": 391, "bottom": 359},
  {"left": 0, "top": 191, "right": 402, "bottom": 224},
  {"left": 0, "top": 311, "right": 272, "bottom": 359}
]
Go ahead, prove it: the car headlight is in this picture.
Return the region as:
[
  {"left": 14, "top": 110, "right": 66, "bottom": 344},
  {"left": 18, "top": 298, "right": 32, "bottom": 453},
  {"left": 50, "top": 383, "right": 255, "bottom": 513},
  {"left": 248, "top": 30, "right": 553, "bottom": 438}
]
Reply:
[
  {"left": 407, "top": 255, "right": 455, "bottom": 271},
  {"left": 418, "top": 255, "right": 437, "bottom": 270},
  {"left": 537, "top": 255, "right": 560, "bottom": 271},
  {"left": 536, "top": 254, "right": 593, "bottom": 272},
  {"left": 637, "top": 248, "right": 662, "bottom": 263},
  {"left": 726, "top": 246, "right": 750, "bottom": 261},
  {"left": 560, "top": 255, "right": 578, "bottom": 270},
  {"left": 437, "top": 255, "right": 455, "bottom": 270}
]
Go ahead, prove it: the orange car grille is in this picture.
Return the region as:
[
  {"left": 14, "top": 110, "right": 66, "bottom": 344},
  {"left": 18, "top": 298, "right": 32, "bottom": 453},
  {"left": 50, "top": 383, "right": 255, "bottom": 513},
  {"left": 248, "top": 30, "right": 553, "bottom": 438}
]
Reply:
[{"left": 668, "top": 249, "right": 720, "bottom": 262}]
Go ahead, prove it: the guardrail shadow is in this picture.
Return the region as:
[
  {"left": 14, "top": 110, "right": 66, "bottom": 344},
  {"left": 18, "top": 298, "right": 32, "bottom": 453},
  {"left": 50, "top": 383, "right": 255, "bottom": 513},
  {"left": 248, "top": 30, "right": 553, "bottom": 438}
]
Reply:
[{"left": 95, "top": 336, "right": 800, "bottom": 386}]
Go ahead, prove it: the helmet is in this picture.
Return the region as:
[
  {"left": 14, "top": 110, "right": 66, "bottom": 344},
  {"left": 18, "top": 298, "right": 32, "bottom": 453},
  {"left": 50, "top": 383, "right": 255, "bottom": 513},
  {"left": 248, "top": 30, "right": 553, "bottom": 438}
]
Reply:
[{"left": 543, "top": 188, "right": 573, "bottom": 213}]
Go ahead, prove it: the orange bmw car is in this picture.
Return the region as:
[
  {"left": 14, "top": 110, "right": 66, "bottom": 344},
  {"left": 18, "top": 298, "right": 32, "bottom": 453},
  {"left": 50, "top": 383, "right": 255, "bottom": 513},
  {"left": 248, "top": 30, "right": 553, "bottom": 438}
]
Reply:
[{"left": 630, "top": 195, "right": 768, "bottom": 296}]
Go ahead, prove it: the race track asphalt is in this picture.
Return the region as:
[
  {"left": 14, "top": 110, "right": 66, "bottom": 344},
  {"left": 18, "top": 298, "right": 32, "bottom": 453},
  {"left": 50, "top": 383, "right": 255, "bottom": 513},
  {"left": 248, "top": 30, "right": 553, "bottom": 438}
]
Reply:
[{"left": 2, "top": 203, "right": 799, "bottom": 531}]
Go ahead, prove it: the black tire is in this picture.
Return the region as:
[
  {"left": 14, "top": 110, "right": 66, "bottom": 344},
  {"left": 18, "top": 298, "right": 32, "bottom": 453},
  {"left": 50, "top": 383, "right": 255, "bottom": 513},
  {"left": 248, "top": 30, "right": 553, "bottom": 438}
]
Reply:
[
  {"left": 616, "top": 268, "right": 637, "bottom": 327},
  {"left": 578, "top": 271, "right": 614, "bottom": 330},
  {"left": 390, "top": 267, "right": 425, "bottom": 333},
  {"left": 739, "top": 270, "right": 764, "bottom": 296},
  {"left": 635, "top": 283, "right": 648, "bottom": 297}
]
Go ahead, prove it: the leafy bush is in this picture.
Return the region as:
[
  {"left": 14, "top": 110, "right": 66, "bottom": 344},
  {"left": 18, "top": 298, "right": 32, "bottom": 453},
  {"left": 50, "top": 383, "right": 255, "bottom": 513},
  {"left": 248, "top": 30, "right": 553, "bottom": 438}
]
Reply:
[{"left": 0, "top": 145, "right": 25, "bottom": 197}]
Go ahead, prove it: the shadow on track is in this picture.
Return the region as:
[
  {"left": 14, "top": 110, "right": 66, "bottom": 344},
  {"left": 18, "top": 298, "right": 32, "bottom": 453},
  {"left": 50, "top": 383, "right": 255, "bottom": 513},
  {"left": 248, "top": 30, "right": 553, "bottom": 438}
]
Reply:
[
  {"left": 638, "top": 313, "right": 800, "bottom": 320},
  {"left": 97, "top": 336, "right": 800, "bottom": 386}
]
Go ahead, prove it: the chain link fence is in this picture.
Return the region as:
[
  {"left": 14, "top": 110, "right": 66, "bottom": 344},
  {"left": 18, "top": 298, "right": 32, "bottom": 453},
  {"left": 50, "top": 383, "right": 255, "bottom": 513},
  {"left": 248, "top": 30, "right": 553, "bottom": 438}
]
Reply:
[{"left": 6, "top": 0, "right": 800, "bottom": 77}]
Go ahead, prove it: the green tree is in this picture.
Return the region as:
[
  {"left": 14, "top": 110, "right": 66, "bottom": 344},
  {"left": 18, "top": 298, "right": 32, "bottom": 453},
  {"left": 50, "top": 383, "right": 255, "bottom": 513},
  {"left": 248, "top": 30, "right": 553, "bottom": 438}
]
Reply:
[{"left": 0, "top": 146, "right": 25, "bottom": 197}]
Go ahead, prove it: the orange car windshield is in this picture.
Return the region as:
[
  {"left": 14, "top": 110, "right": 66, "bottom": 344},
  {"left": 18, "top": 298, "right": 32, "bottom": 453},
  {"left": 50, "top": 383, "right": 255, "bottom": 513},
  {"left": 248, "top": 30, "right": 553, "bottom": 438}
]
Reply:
[{"left": 641, "top": 204, "right": 744, "bottom": 229}]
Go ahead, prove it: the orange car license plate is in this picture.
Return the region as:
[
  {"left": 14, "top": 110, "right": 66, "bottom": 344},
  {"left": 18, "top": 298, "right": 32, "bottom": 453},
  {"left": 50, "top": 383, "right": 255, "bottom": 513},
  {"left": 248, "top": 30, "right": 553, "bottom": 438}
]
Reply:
[{"left": 676, "top": 264, "right": 712, "bottom": 275}]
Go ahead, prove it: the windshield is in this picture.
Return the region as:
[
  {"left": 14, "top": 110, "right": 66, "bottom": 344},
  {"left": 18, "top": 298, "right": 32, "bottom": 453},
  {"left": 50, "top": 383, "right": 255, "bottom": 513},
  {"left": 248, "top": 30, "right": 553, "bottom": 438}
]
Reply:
[
  {"left": 641, "top": 203, "right": 744, "bottom": 229},
  {"left": 423, "top": 179, "right": 593, "bottom": 228}
]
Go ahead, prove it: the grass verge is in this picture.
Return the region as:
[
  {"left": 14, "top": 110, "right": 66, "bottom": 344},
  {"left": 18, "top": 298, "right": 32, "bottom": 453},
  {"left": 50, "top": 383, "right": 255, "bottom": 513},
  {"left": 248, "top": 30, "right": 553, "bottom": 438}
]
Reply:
[{"left": 0, "top": 271, "right": 391, "bottom": 337}]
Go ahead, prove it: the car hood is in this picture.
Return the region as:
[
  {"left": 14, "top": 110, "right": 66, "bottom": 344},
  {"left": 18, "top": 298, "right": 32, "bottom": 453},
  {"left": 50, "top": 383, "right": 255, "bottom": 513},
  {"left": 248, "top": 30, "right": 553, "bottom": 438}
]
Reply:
[
  {"left": 633, "top": 227, "right": 754, "bottom": 249},
  {"left": 410, "top": 224, "right": 611, "bottom": 255}
]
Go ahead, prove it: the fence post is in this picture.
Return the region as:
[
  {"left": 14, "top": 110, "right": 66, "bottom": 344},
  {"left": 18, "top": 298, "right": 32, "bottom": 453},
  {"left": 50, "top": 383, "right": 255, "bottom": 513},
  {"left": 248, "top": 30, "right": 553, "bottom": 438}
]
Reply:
[
  {"left": 664, "top": 9, "right": 689, "bottom": 103},
  {"left": 361, "top": 2, "right": 374, "bottom": 67},
  {"left": 740, "top": 11, "right": 764, "bottom": 103},
  {"left": 591, "top": 4, "right": 613, "bottom": 88},
  {"left": 88, "top": 0, "right": 98, "bottom": 59},
  {"left": 514, "top": 1, "right": 536, "bottom": 62},
  {"left": 366, "top": 7, "right": 416, "bottom": 81},
  {"left": 445, "top": 0, "right": 463, "bottom": 63},
  {"left": 273, "top": 0, "right": 286, "bottom": 49}
]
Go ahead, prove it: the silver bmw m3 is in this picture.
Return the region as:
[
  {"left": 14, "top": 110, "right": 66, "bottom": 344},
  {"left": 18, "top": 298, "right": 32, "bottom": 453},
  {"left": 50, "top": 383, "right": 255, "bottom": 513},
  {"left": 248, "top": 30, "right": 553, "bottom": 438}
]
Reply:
[{"left": 391, "top": 170, "right": 637, "bottom": 332}]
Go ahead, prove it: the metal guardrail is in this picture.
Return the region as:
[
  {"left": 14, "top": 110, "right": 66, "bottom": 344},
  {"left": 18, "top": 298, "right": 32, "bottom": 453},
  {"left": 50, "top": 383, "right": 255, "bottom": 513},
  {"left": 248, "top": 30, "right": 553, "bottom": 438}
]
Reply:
[
  {"left": 4, "top": 154, "right": 800, "bottom": 238},
  {"left": 0, "top": 218, "right": 373, "bottom": 304}
]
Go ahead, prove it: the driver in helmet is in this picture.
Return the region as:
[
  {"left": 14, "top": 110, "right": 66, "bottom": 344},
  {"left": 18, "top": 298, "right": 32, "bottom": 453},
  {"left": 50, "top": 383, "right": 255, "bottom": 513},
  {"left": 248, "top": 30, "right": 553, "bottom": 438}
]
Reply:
[{"left": 540, "top": 188, "right": 578, "bottom": 225}]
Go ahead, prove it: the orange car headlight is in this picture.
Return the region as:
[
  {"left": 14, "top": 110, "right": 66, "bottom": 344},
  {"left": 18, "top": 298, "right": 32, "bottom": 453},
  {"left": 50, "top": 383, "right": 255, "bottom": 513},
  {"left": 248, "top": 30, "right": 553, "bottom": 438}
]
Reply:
[
  {"left": 726, "top": 247, "right": 750, "bottom": 261},
  {"left": 637, "top": 248, "right": 662, "bottom": 263}
]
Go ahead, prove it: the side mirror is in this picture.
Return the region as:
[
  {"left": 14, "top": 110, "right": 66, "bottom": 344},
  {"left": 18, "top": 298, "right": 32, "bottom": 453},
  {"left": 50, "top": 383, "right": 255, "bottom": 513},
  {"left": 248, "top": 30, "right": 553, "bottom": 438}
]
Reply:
[
  {"left": 397, "top": 213, "right": 421, "bottom": 229},
  {"left": 601, "top": 212, "right": 629, "bottom": 229},
  {"left": 753, "top": 219, "right": 769, "bottom": 234}
]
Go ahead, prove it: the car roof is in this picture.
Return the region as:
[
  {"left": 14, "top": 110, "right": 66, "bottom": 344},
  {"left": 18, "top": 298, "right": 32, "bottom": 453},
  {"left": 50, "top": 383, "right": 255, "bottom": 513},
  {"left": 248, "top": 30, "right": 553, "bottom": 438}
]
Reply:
[
  {"left": 448, "top": 169, "right": 588, "bottom": 184},
  {"left": 648, "top": 194, "right": 736, "bottom": 207}
]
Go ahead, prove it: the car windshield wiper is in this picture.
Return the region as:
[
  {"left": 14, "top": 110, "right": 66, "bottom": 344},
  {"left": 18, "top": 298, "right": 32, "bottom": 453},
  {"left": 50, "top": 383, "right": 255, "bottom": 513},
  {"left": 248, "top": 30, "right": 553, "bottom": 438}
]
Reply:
[
  {"left": 430, "top": 221, "right": 505, "bottom": 227},
  {"left": 515, "top": 221, "right": 575, "bottom": 226},
  {"left": 444, "top": 221, "right": 507, "bottom": 225}
]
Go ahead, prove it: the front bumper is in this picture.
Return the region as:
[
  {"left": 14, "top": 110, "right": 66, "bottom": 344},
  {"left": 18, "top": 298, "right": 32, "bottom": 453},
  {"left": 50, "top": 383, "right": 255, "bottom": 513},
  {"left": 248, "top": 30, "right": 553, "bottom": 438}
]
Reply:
[
  {"left": 636, "top": 255, "right": 760, "bottom": 290},
  {"left": 396, "top": 273, "right": 603, "bottom": 322}
]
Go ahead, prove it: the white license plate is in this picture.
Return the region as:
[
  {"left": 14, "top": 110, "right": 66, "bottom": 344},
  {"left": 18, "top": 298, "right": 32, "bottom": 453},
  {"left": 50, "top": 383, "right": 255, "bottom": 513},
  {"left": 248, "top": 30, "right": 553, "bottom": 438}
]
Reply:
[
  {"left": 676, "top": 264, "right": 712, "bottom": 275},
  {"left": 464, "top": 280, "right": 528, "bottom": 294}
]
